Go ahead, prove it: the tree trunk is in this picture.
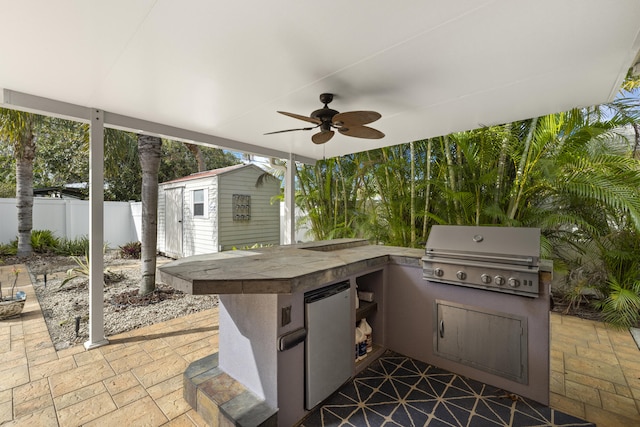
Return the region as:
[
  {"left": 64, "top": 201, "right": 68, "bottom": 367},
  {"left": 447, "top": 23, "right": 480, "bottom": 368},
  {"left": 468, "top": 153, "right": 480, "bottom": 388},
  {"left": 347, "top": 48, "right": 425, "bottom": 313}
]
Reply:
[
  {"left": 185, "top": 143, "right": 206, "bottom": 172},
  {"left": 443, "top": 135, "right": 462, "bottom": 224},
  {"left": 15, "top": 126, "right": 36, "bottom": 257},
  {"left": 422, "top": 138, "right": 432, "bottom": 241},
  {"left": 633, "top": 123, "right": 640, "bottom": 160},
  {"left": 508, "top": 117, "right": 538, "bottom": 219},
  {"left": 494, "top": 124, "right": 510, "bottom": 223},
  {"left": 138, "top": 135, "right": 162, "bottom": 295},
  {"left": 410, "top": 141, "right": 416, "bottom": 246}
]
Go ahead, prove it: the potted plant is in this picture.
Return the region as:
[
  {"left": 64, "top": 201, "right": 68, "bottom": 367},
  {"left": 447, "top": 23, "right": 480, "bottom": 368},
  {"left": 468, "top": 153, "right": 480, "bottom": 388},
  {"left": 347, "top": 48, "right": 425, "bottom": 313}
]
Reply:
[{"left": 0, "top": 266, "right": 27, "bottom": 320}]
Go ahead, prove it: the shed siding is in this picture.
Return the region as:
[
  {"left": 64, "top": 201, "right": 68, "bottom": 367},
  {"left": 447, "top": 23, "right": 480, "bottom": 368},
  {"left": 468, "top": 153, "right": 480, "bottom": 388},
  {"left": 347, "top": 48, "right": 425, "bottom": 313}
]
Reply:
[
  {"left": 182, "top": 178, "right": 218, "bottom": 256},
  {"left": 218, "top": 167, "right": 280, "bottom": 250},
  {"left": 157, "top": 185, "right": 166, "bottom": 253}
]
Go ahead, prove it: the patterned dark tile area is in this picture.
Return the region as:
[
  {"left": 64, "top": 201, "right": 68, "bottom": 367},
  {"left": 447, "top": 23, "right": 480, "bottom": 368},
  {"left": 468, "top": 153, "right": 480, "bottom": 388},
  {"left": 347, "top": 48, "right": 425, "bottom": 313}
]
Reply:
[{"left": 300, "top": 352, "right": 595, "bottom": 427}]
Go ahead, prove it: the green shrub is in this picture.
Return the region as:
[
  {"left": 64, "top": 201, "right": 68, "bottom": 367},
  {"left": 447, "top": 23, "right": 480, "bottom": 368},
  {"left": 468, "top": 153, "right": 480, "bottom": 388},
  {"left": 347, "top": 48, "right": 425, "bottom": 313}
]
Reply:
[
  {"left": 586, "top": 230, "right": 640, "bottom": 329},
  {"left": 30, "top": 230, "right": 60, "bottom": 253},
  {"left": 56, "top": 236, "right": 90, "bottom": 256},
  {"left": 61, "top": 254, "right": 90, "bottom": 287},
  {"left": 119, "top": 241, "right": 141, "bottom": 259},
  {"left": 594, "top": 275, "right": 640, "bottom": 329},
  {"left": 0, "top": 242, "right": 16, "bottom": 256}
]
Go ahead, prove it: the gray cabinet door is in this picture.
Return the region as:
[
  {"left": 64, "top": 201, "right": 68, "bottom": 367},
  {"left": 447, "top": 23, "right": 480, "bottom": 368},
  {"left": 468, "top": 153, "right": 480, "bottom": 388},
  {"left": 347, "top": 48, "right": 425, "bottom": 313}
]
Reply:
[{"left": 434, "top": 300, "right": 527, "bottom": 384}]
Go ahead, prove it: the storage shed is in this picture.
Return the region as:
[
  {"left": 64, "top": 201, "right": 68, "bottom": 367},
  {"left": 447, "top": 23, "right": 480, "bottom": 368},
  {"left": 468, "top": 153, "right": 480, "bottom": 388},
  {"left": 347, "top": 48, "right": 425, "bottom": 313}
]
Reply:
[{"left": 157, "top": 164, "right": 280, "bottom": 258}]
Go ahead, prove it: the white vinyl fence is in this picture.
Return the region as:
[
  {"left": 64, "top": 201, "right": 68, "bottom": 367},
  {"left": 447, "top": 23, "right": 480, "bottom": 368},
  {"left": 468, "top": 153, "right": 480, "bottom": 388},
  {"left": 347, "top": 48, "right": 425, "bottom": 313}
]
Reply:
[
  {"left": 0, "top": 198, "right": 140, "bottom": 247},
  {"left": 0, "top": 198, "right": 310, "bottom": 248}
]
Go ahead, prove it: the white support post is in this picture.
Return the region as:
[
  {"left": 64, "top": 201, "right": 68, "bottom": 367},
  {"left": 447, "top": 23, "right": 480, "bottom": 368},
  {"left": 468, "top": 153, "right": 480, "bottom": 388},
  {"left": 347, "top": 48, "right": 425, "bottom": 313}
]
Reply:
[
  {"left": 283, "top": 153, "right": 296, "bottom": 245},
  {"left": 85, "top": 109, "right": 109, "bottom": 350}
]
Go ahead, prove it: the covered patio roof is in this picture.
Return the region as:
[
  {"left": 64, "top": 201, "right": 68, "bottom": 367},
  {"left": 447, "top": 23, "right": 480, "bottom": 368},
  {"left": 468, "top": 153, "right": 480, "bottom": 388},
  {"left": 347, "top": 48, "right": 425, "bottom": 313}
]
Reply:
[
  {"left": 1, "top": 1, "right": 639, "bottom": 161},
  {"left": 2, "top": 1, "right": 640, "bottom": 350}
]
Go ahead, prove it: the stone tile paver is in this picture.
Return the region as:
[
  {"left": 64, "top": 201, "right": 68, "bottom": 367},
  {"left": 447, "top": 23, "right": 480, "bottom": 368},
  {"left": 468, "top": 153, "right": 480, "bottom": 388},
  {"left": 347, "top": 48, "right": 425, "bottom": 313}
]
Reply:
[
  {"left": 13, "top": 377, "right": 50, "bottom": 402},
  {"left": 107, "top": 349, "right": 154, "bottom": 374},
  {"left": 111, "top": 384, "right": 148, "bottom": 408},
  {"left": 13, "top": 394, "right": 54, "bottom": 418},
  {"left": 0, "top": 400, "right": 13, "bottom": 424},
  {"left": 0, "top": 389, "right": 12, "bottom": 404},
  {"left": 103, "top": 371, "right": 141, "bottom": 395},
  {"left": 52, "top": 381, "right": 107, "bottom": 411},
  {"left": 146, "top": 374, "right": 184, "bottom": 400},
  {"left": 132, "top": 353, "right": 189, "bottom": 389},
  {"left": 29, "top": 356, "right": 76, "bottom": 380},
  {"left": 156, "top": 388, "right": 192, "bottom": 420},
  {"left": 2, "top": 405, "right": 58, "bottom": 427},
  {"left": 72, "top": 347, "right": 106, "bottom": 366},
  {"left": 48, "top": 359, "right": 115, "bottom": 398},
  {"left": 551, "top": 312, "right": 640, "bottom": 427},
  {"left": 56, "top": 391, "right": 116, "bottom": 426},
  {"left": 0, "top": 365, "right": 29, "bottom": 392},
  {"left": 83, "top": 395, "right": 167, "bottom": 427},
  {"left": 163, "top": 412, "right": 202, "bottom": 426}
]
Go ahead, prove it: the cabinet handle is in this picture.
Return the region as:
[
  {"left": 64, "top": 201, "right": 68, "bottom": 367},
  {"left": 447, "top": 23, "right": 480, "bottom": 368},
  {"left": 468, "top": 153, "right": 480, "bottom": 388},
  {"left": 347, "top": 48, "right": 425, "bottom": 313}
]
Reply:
[{"left": 439, "top": 320, "right": 445, "bottom": 338}]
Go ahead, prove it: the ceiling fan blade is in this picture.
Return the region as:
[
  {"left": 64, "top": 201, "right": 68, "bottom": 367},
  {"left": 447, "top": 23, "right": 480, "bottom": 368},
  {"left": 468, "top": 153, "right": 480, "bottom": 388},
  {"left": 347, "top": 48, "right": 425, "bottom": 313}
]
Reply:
[
  {"left": 338, "top": 125, "right": 385, "bottom": 139},
  {"left": 278, "top": 111, "right": 322, "bottom": 125},
  {"left": 264, "top": 126, "right": 316, "bottom": 135},
  {"left": 332, "top": 111, "right": 381, "bottom": 127},
  {"left": 312, "top": 130, "right": 334, "bottom": 144}
]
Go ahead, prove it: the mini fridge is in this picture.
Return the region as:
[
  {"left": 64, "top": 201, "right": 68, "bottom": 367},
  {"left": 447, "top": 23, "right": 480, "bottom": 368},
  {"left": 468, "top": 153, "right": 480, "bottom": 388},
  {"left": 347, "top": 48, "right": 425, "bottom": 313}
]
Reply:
[{"left": 304, "top": 280, "right": 352, "bottom": 409}]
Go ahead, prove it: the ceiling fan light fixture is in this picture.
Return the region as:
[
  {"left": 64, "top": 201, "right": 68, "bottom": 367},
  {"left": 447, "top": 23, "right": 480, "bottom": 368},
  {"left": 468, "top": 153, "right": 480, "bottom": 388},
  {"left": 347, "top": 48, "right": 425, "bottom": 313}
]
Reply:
[{"left": 266, "top": 93, "right": 383, "bottom": 144}]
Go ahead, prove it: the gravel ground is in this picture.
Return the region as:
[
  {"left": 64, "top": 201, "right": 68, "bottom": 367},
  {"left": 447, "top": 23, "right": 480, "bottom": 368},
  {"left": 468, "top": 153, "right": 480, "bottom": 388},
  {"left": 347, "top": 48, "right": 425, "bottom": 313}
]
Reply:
[{"left": 5, "top": 251, "right": 218, "bottom": 350}]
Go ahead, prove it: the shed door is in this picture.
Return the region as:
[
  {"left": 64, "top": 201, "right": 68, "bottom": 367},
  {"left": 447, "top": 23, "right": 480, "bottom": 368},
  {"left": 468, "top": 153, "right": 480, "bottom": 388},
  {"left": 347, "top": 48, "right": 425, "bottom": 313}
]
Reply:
[{"left": 165, "top": 187, "right": 183, "bottom": 257}]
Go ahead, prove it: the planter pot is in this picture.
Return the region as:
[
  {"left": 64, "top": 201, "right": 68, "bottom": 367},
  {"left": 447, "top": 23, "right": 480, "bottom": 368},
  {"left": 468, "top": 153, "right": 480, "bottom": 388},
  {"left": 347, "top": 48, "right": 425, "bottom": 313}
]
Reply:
[{"left": 0, "top": 292, "right": 26, "bottom": 320}]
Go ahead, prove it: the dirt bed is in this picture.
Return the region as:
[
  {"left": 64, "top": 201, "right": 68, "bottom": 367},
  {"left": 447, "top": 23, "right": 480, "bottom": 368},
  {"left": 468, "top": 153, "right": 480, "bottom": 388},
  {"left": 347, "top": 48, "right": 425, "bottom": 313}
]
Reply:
[{"left": 4, "top": 251, "right": 218, "bottom": 350}]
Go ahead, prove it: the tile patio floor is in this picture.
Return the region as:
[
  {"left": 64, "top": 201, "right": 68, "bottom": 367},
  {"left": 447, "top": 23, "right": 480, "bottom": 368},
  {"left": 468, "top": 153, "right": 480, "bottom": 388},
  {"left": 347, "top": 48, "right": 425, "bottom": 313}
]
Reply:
[{"left": 0, "top": 263, "right": 639, "bottom": 426}]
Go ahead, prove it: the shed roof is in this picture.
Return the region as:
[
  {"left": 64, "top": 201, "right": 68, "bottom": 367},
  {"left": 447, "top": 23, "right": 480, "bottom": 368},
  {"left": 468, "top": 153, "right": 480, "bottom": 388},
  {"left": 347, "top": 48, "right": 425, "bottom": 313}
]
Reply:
[{"left": 160, "top": 163, "right": 267, "bottom": 185}]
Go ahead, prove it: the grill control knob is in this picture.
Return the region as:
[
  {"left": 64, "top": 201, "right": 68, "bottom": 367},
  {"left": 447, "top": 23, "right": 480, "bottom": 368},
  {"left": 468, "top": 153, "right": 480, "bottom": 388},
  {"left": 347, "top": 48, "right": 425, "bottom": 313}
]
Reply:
[
  {"left": 494, "top": 275, "right": 506, "bottom": 286},
  {"left": 480, "top": 274, "right": 491, "bottom": 284},
  {"left": 456, "top": 271, "right": 466, "bottom": 280},
  {"left": 434, "top": 268, "right": 444, "bottom": 277},
  {"left": 508, "top": 278, "right": 520, "bottom": 288}
]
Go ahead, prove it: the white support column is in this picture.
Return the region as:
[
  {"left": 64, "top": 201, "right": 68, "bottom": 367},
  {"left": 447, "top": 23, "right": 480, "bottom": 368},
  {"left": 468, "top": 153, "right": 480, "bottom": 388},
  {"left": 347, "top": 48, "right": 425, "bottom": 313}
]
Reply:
[
  {"left": 283, "top": 153, "right": 296, "bottom": 245},
  {"left": 85, "top": 109, "right": 109, "bottom": 350}
]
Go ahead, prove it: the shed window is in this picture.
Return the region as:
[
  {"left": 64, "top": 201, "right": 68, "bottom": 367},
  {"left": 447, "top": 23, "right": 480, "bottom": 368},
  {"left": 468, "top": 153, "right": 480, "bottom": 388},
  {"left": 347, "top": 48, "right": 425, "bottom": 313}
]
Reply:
[{"left": 193, "top": 189, "right": 205, "bottom": 217}]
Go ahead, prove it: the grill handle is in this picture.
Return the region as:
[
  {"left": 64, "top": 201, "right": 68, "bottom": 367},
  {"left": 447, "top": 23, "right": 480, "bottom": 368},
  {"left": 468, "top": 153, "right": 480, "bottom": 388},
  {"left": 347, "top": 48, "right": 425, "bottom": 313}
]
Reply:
[
  {"left": 425, "top": 251, "right": 534, "bottom": 265},
  {"left": 423, "top": 257, "right": 538, "bottom": 274},
  {"left": 439, "top": 320, "right": 445, "bottom": 338}
]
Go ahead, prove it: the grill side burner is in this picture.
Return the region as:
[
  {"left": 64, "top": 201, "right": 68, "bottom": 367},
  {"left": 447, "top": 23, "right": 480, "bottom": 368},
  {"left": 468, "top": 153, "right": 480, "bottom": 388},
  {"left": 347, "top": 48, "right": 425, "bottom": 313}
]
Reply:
[{"left": 422, "top": 226, "right": 541, "bottom": 297}]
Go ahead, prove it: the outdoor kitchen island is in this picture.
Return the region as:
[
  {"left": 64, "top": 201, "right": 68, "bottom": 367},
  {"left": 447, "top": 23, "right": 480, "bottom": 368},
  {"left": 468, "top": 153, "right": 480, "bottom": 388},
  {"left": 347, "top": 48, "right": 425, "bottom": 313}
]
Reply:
[{"left": 158, "top": 237, "right": 552, "bottom": 427}]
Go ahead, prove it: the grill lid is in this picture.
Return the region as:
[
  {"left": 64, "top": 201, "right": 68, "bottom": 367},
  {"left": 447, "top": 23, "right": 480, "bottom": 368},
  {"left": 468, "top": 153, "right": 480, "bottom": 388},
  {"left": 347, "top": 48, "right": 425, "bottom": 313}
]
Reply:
[
  {"left": 425, "top": 225, "right": 540, "bottom": 266},
  {"left": 423, "top": 225, "right": 542, "bottom": 297}
]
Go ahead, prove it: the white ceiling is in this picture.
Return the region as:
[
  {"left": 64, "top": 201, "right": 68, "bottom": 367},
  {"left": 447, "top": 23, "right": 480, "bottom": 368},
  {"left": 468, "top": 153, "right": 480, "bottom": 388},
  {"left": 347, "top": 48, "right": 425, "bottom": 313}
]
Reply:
[{"left": 1, "top": 1, "right": 639, "bottom": 161}]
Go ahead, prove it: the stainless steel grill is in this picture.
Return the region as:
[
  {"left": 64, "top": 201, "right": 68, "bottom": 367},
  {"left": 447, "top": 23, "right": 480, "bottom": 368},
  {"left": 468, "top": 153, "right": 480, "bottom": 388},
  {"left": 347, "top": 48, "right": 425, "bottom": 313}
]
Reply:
[{"left": 422, "top": 225, "right": 541, "bottom": 297}]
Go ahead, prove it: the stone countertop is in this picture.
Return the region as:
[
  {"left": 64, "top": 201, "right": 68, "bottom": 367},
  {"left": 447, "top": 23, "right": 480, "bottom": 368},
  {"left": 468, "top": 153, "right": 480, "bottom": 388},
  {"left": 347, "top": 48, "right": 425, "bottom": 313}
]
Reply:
[{"left": 157, "top": 239, "right": 424, "bottom": 295}]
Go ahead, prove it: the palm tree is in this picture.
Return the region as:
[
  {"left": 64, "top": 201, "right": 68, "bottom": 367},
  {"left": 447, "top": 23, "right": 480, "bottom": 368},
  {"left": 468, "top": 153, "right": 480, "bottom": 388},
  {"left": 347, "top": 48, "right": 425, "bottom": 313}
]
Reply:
[
  {"left": 0, "top": 108, "right": 41, "bottom": 256},
  {"left": 138, "top": 134, "right": 162, "bottom": 294}
]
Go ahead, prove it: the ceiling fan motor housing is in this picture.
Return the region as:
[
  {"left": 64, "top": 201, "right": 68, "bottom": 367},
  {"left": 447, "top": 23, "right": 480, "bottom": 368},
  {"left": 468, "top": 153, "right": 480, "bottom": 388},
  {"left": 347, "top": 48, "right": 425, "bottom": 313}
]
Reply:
[
  {"left": 311, "top": 93, "right": 339, "bottom": 131},
  {"left": 311, "top": 107, "right": 339, "bottom": 126}
]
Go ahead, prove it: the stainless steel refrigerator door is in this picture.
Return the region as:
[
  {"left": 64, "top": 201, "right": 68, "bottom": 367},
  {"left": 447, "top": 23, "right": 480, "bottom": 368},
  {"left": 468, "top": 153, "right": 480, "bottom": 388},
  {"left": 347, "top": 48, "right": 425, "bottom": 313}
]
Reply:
[{"left": 305, "top": 283, "right": 352, "bottom": 409}]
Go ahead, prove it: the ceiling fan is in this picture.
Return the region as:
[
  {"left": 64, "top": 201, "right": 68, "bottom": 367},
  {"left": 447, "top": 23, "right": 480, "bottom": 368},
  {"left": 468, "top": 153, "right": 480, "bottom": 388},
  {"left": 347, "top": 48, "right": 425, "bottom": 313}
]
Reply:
[{"left": 265, "top": 93, "right": 384, "bottom": 144}]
